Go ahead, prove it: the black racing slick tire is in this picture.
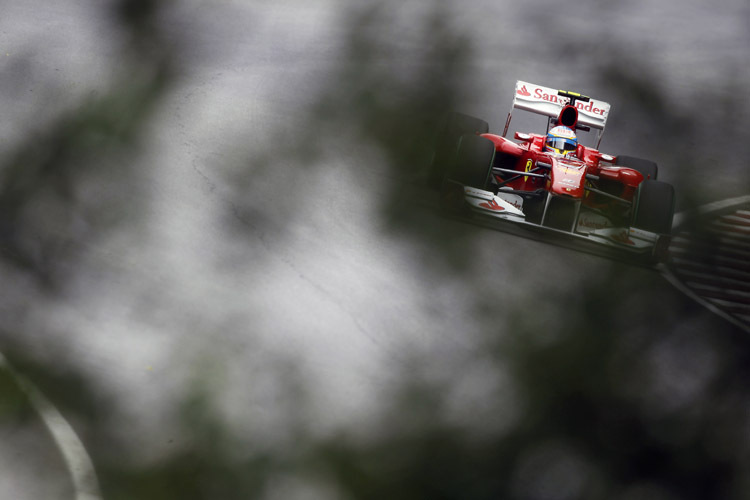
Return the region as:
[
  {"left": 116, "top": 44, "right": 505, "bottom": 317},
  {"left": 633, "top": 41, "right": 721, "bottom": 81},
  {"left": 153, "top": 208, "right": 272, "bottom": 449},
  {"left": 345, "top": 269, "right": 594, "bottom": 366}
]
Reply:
[
  {"left": 447, "top": 134, "right": 495, "bottom": 189},
  {"left": 633, "top": 180, "right": 675, "bottom": 235},
  {"left": 430, "top": 112, "right": 489, "bottom": 187},
  {"left": 616, "top": 155, "right": 658, "bottom": 180}
]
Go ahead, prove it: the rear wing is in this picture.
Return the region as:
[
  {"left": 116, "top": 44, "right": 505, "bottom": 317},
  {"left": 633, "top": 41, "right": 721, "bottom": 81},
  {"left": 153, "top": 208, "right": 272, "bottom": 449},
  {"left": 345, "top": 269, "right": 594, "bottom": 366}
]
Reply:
[{"left": 503, "top": 80, "right": 611, "bottom": 147}]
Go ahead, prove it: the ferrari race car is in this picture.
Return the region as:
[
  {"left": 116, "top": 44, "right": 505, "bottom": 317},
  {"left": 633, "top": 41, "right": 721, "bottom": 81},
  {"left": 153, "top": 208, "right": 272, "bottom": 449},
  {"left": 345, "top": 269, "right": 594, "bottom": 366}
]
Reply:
[{"left": 431, "top": 80, "right": 675, "bottom": 263}]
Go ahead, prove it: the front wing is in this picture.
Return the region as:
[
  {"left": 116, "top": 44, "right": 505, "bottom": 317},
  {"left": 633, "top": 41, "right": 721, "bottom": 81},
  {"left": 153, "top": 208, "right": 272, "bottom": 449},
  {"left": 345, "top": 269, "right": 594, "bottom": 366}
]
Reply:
[{"left": 452, "top": 184, "right": 668, "bottom": 265}]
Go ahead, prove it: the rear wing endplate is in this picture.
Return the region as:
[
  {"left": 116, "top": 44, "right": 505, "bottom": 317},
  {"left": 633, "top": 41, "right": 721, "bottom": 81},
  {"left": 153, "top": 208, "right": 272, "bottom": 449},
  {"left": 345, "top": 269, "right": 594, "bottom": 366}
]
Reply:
[{"left": 503, "top": 80, "right": 611, "bottom": 147}]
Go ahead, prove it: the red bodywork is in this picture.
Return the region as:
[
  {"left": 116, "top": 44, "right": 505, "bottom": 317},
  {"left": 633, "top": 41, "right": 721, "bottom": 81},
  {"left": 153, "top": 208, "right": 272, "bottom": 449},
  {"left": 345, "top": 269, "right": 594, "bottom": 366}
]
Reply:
[
  {"left": 482, "top": 132, "right": 643, "bottom": 206},
  {"left": 480, "top": 103, "right": 644, "bottom": 215}
]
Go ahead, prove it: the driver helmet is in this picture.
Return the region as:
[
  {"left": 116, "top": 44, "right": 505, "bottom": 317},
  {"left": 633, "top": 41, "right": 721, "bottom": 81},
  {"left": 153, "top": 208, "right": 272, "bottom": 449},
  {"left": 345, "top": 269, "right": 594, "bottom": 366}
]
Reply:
[{"left": 545, "top": 125, "right": 577, "bottom": 157}]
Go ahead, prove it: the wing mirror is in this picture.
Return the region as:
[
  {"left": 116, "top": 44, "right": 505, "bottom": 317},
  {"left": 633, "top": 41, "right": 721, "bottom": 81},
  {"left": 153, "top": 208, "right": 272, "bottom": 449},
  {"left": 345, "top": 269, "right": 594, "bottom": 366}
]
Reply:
[{"left": 514, "top": 132, "right": 533, "bottom": 141}]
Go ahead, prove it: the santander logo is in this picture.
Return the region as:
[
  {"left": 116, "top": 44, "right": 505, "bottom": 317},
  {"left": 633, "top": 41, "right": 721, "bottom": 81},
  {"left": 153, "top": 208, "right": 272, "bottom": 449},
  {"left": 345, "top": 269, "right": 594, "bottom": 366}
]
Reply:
[
  {"left": 479, "top": 199, "right": 505, "bottom": 212},
  {"left": 517, "top": 82, "right": 608, "bottom": 117},
  {"left": 530, "top": 87, "right": 606, "bottom": 116},
  {"left": 611, "top": 230, "right": 635, "bottom": 246},
  {"left": 516, "top": 85, "right": 531, "bottom": 97}
]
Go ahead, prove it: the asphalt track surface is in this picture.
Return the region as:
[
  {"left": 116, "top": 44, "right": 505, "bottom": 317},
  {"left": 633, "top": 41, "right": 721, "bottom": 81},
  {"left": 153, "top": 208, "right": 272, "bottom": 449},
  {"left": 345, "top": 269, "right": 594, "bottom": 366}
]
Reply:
[{"left": 1, "top": 1, "right": 749, "bottom": 497}]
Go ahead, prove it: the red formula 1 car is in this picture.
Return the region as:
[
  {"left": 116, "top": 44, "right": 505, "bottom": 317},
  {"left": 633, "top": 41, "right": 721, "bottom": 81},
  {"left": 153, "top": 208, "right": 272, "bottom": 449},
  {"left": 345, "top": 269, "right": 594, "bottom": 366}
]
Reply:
[{"left": 432, "top": 80, "right": 675, "bottom": 263}]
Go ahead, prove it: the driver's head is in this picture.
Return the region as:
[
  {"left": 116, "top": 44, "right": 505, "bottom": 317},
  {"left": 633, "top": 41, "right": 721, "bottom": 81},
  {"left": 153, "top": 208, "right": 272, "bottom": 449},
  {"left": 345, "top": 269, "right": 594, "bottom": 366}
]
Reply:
[{"left": 545, "top": 125, "right": 577, "bottom": 157}]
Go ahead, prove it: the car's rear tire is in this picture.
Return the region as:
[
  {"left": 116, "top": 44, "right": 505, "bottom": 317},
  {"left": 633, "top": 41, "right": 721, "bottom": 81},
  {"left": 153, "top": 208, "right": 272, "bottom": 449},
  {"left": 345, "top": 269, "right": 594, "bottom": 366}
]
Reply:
[
  {"left": 616, "top": 155, "right": 658, "bottom": 180},
  {"left": 430, "top": 112, "right": 489, "bottom": 187},
  {"left": 447, "top": 134, "right": 495, "bottom": 189},
  {"left": 633, "top": 180, "right": 674, "bottom": 234}
]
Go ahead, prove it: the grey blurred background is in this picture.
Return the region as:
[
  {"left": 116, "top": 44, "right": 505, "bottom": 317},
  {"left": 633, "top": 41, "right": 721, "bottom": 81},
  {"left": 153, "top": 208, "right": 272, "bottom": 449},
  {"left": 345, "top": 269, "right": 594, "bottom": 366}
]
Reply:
[{"left": 1, "top": 0, "right": 749, "bottom": 499}]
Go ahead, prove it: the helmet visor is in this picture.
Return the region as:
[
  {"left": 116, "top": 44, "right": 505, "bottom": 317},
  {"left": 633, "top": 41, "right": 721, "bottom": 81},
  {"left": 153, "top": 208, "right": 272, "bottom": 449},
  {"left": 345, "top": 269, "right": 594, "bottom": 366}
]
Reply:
[{"left": 546, "top": 137, "right": 577, "bottom": 152}]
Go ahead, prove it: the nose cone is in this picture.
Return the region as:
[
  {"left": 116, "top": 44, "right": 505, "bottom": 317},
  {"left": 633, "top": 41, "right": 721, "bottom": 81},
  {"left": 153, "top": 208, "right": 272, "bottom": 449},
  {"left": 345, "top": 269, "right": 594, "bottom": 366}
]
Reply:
[{"left": 550, "top": 159, "right": 586, "bottom": 198}]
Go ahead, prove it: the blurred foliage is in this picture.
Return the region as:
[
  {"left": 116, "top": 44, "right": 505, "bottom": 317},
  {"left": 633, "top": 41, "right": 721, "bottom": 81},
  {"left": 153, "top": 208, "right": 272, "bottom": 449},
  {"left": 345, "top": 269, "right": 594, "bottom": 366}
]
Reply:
[
  {"left": 0, "top": 357, "right": 35, "bottom": 426},
  {"left": 0, "top": 0, "right": 174, "bottom": 289},
  {"left": 597, "top": 55, "right": 749, "bottom": 208},
  {"left": 1, "top": 1, "right": 749, "bottom": 500}
]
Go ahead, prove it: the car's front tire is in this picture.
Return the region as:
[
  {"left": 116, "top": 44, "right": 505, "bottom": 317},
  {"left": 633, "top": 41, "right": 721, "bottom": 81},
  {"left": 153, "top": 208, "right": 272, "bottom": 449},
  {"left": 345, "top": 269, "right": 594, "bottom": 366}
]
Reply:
[
  {"left": 439, "top": 134, "right": 495, "bottom": 214},
  {"left": 446, "top": 134, "right": 495, "bottom": 189},
  {"left": 633, "top": 179, "right": 674, "bottom": 234},
  {"left": 430, "top": 112, "right": 489, "bottom": 188}
]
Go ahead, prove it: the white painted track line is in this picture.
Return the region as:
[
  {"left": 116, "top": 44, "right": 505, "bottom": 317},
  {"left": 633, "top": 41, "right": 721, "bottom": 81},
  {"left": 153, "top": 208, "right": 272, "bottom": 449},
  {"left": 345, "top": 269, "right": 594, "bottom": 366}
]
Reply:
[{"left": 0, "top": 354, "right": 102, "bottom": 500}]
